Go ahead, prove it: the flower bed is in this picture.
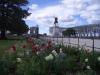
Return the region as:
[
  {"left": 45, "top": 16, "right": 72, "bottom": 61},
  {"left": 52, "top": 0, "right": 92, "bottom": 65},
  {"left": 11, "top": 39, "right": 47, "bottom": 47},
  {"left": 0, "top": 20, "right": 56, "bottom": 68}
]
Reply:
[{"left": 0, "top": 38, "right": 100, "bottom": 75}]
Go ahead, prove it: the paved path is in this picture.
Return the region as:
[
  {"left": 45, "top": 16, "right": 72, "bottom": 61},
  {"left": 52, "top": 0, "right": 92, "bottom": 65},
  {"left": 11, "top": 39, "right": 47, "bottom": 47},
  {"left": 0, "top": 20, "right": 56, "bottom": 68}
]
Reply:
[{"left": 45, "top": 37, "right": 100, "bottom": 52}]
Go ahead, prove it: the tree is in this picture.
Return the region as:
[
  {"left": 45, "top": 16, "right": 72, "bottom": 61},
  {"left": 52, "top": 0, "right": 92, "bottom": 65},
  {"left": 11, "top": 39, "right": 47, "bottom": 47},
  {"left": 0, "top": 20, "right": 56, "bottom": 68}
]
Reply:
[
  {"left": 0, "top": 0, "right": 30, "bottom": 39},
  {"left": 9, "top": 20, "right": 29, "bottom": 35},
  {"left": 62, "top": 28, "right": 76, "bottom": 37}
]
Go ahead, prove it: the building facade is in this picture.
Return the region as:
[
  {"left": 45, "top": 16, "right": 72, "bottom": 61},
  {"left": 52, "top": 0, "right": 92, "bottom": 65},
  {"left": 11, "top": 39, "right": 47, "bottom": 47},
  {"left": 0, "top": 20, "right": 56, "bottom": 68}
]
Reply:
[
  {"left": 73, "top": 24, "right": 100, "bottom": 37},
  {"left": 30, "top": 26, "right": 39, "bottom": 38},
  {"left": 49, "top": 24, "right": 100, "bottom": 38}
]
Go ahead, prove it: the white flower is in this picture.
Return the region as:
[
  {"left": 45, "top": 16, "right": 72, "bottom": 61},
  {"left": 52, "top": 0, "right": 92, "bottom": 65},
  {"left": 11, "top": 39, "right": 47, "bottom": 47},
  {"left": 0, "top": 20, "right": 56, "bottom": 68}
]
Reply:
[
  {"left": 86, "top": 49, "right": 92, "bottom": 53},
  {"left": 86, "top": 66, "right": 91, "bottom": 70},
  {"left": 18, "top": 53, "right": 24, "bottom": 57},
  {"left": 40, "top": 48, "right": 43, "bottom": 51},
  {"left": 36, "top": 51, "right": 40, "bottom": 55},
  {"left": 85, "top": 58, "right": 88, "bottom": 62},
  {"left": 52, "top": 50, "right": 58, "bottom": 56},
  {"left": 26, "top": 51, "right": 30, "bottom": 55},
  {"left": 59, "top": 48, "right": 63, "bottom": 53},
  {"left": 97, "top": 56, "right": 100, "bottom": 61},
  {"left": 45, "top": 54, "right": 54, "bottom": 61},
  {"left": 17, "top": 58, "right": 22, "bottom": 62},
  {"left": 36, "top": 51, "right": 39, "bottom": 55},
  {"left": 55, "top": 43, "right": 58, "bottom": 45},
  {"left": 79, "top": 48, "right": 81, "bottom": 50}
]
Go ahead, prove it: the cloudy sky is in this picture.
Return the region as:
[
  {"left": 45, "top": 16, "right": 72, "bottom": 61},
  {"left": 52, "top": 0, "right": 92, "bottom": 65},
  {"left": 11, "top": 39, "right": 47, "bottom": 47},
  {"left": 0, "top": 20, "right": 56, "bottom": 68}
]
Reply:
[{"left": 25, "top": 0, "right": 100, "bottom": 34}]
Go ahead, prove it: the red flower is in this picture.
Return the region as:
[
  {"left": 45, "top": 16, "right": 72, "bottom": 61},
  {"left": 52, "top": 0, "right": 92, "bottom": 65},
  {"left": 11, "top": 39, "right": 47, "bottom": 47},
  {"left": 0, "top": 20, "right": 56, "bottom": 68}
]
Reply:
[
  {"left": 32, "top": 44, "right": 37, "bottom": 53},
  {"left": 46, "top": 41, "right": 52, "bottom": 49},
  {"left": 22, "top": 44, "right": 26, "bottom": 49},
  {"left": 27, "top": 37, "right": 33, "bottom": 43},
  {"left": 48, "top": 40, "right": 52, "bottom": 44},
  {"left": 12, "top": 44, "right": 16, "bottom": 51},
  {"left": 46, "top": 43, "right": 51, "bottom": 49},
  {"left": 41, "top": 44, "right": 46, "bottom": 48}
]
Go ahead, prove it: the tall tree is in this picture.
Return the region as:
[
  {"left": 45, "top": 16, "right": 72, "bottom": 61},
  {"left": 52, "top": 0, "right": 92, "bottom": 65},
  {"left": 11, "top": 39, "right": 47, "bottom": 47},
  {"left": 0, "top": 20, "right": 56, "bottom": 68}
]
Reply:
[
  {"left": 9, "top": 20, "right": 29, "bottom": 35},
  {"left": 0, "top": 0, "right": 30, "bottom": 39}
]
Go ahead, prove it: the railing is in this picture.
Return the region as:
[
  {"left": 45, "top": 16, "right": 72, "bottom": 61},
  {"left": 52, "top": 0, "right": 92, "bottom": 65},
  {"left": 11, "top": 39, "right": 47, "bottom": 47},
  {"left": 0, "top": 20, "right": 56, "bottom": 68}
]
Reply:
[
  {"left": 44, "top": 37, "right": 100, "bottom": 52},
  {"left": 41, "top": 36, "right": 99, "bottom": 75}
]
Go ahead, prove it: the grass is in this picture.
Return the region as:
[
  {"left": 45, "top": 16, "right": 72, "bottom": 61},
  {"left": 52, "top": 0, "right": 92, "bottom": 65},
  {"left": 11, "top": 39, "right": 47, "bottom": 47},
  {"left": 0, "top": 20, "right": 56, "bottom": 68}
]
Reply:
[
  {"left": 0, "top": 40, "right": 17, "bottom": 57},
  {"left": 0, "top": 40, "right": 16, "bottom": 50},
  {"left": 0, "top": 40, "right": 15, "bottom": 56},
  {"left": 0, "top": 39, "right": 27, "bottom": 57}
]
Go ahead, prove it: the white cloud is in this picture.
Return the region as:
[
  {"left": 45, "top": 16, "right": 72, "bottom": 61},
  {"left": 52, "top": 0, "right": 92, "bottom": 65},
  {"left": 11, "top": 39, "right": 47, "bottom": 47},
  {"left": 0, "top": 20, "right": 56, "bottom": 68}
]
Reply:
[
  {"left": 29, "top": 4, "right": 38, "bottom": 10},
  {"left": 80, "top": 3, "right": 100, "bottom": 24},
  {"left": 27, "top": 4, "right": 76, "bottom": 27},
  {"left": 87, "top": 4, "right": 100, "bottom": 11},
  {"left": 26, "top": 0, "right": 100, "bottom": 34},
  {"left": 92, "top": 0, "right": 100, "bottom": 4}
]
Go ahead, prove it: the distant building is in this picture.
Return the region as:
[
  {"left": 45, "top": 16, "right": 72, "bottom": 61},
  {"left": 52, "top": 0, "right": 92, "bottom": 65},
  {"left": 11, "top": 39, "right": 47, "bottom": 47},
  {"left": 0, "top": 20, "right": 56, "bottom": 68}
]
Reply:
[
  {"left": 50, "top": 24, "right": 100, "bottom": 38},
  {"left": 72, "top": 24, "right": 100, "bottom": 37},
  {"left": 30, "top": 26, "right": 39, "bottom": 38}
]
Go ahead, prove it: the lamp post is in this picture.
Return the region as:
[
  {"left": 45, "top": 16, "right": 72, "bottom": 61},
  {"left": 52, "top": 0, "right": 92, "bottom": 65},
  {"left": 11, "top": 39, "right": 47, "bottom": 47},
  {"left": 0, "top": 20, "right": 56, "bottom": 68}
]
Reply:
[
  {"left": 92, "top": 31, "right": 95, "bottom": 75},
  {"left": 68, "top": 36, "right": 70, "bottom": 46},
  {"left": 76, "top": 28, "right": 79, "bottom": 49},
  {"left": 78, "top": 32, "right": 80, "bottom": 49},
  {"left": 61, "top": 33, "right": 63, "bottom": 45},
  {"left": 91, "top": 25, "right": 100, "bottom": 75},
  {"left": 36, "top": 25, "right": 39, "bottom": 38},
  {"left": 92, "top": 26, "right": 97, "bottom": 75},
  {"left": 75, "top": 25, "right": 80, "bottom": 49}
]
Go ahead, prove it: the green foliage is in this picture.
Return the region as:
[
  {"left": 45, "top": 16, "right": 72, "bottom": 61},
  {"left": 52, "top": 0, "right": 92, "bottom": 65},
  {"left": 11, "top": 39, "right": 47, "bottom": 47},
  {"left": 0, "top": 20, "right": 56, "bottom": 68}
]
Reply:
[
  {"left": 88, "top": 52, "right": 100, "bottom": 74},
  {"left": 62, "top": 28, "right": 76, "bottom": 37},
  {"left": 9, "top": 20, "right": 29, "bottom": 35},
  {"left": 0, "top": 0, "right": 30, "bottom": 39},
  {"left": 0, "top": 40, "right": 16, "bottom": 57},
  {"left": 0, "top": 52, "right": 17, "bottom": 75},
  {"left": 0, "top": 39, "right": 100, "bottom": 75},
  {"left": 65, "top": 56, "right": 80, "bottom": 72}
]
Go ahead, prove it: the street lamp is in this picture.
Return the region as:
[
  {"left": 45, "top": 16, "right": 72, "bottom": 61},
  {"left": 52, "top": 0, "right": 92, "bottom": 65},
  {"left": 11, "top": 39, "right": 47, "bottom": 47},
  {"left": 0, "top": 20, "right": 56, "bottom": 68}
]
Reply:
[
  {"left": 92, "top": 26, "right": 99, "bottom": 53},
  {"left": 68, "top": 36, "right": 70, "bottom": 46},
  {"left": 36, "top": 25, "right": 39, "bottom": 38},
  {"left": 77, "top": 32, "right": 80, "bottom": 49},
  {"left": 61, "top": 33, "right": 63, "bottom": 45},
  {"left": 76, "top": 28, "right": 80, "bottom": 49}
]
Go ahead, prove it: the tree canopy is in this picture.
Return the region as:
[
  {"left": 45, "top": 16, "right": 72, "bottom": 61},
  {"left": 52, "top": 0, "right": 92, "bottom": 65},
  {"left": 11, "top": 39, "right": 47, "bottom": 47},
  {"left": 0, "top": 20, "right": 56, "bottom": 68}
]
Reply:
[
  {"left": 0, "top": 0, "right": 30, "bottom": 39},
  {"left": 9, "top": 20, "right": 29, "bottom": 35}
]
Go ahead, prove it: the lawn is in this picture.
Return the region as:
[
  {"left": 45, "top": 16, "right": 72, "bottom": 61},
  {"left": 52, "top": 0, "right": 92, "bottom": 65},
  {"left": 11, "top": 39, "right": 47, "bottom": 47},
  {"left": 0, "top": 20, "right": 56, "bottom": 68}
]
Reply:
[
  {"left": 0, "top": 40, "right": 16, "bottom": 56},
  {"left": 0, "top": 39, "right": 26, "bottom": 57},
  {"left": 0, "top": 40, "right": 16, "bottom": 50}
]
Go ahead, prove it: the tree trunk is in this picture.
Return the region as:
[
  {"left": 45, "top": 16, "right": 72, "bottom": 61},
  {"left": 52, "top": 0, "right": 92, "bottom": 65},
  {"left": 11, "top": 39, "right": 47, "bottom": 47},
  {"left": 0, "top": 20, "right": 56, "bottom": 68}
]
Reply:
[
  {"left": 96, "top": 71, "right": 100, "bottom": 75},
  {"left": 0, "top": 25, "right": 6, "bottom": 39}
]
